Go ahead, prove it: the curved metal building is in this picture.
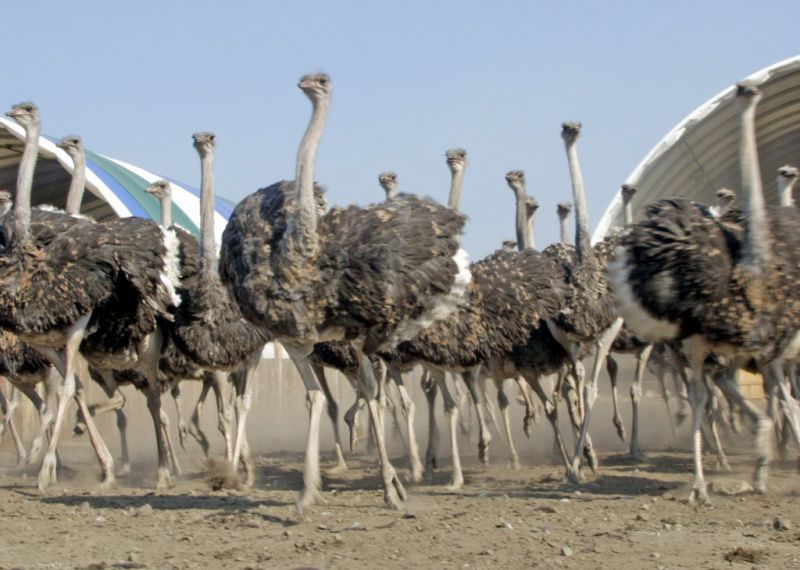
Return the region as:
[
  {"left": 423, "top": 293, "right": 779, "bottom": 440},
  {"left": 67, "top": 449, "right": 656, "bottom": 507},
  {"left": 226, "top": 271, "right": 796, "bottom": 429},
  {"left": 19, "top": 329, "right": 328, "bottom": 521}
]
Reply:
[
  {"left": 0, "top": 116, "right": 234, "bottom": 243},
  {"left": 593, "top": 55, "right": 800, "bottom": 241}
]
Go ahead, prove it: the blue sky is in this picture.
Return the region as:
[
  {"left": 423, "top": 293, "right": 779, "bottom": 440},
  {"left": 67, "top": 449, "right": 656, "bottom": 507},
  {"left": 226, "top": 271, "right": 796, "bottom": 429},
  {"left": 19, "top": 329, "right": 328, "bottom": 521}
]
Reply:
[{"left": 4, "top": 1, "right": 798, "bottom": 257}]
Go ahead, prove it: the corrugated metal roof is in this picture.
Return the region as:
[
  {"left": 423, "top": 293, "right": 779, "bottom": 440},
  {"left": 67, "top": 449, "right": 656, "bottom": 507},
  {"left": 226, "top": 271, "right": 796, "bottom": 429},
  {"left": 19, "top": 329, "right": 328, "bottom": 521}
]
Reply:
[
  {"left": 593, "top": 54, "right": 800, "bottom": 241},
  {"left": 0, "top": 116, "right": 234, "bottom": 244}
]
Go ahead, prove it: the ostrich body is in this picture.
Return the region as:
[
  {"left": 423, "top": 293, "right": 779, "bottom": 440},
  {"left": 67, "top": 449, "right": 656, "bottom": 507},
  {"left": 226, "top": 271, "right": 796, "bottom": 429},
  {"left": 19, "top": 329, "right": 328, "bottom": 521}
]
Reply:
[
  {"left": 0, "top": 102, "right": 183, "bottom": 490},
  {"left": 549, "top": 122, "right": 623, "bottom": 483},
  {"left": 609, "top": 82, "right": 800, "bottom": 503},
  {"left": 219, "top": 74, "right": 470, "bottom": 510}
]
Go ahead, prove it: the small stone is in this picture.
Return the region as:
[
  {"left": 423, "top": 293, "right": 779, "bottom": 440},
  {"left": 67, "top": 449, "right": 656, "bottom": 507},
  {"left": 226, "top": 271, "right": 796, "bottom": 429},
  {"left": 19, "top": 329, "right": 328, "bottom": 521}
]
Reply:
[
  {"left": 345, "top": 522, "right": 366, "bottom": 531},
  {"left": 709, "top": 479, "right": 753, "bottom": 496},
  {"left": 317, "top": 524, "right": 328, "bottom": 531},
  {"left": 136, "top": 504, "right": 153, "bottom": 516},
  {"left": 560, "top": 498, "right": 570, "bottom": 503},
  {"left": 773, "top": 516, "right": 792, "bottom": 531},
  {"left": 636, "top": 513, "right": 649, "bottom": 522},
  {"left": 283, "top": 530, "right": 293, "bottom": 538},
  {"left": 650, "top": 552, "right": 661, "bottom": 560},
  {"left": 95, "top": 515, "right": 107, "bottom": 524},
  {"left": 560, "top": 546, "right": 573, "bottom": 557},
  {"left": 496, "top": 521, "right": 513, "bottom": 530},
  {"left": 536, "top": 505, "right": 558, "bottom": 514},
  {"left": 640, "top": 503, "right": 650, "bottom": 511},
  {"left": 333, "top": 533, "right": 343, "bottom": 543},
  {"left": 80, "top": 501, "right": 92, "bottom": 510},
  {"left": 127, "top": 553, "right": 139, "bottom": 563},
  {"left": 481, "top": 549, "right": 494, "bottom": 556},
  {"left": 402, "top": 512, "right": 416, "bottom": 519}
]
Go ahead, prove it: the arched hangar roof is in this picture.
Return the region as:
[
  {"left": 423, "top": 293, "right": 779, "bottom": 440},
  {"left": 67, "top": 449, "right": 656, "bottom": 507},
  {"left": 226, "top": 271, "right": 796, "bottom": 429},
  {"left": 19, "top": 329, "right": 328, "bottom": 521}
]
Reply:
[
  {"left": 0, "top": 116, "right": 234, "bottom": 244},
  {"left": 593, "top": 54, "right": 800, "bottom": 241}
]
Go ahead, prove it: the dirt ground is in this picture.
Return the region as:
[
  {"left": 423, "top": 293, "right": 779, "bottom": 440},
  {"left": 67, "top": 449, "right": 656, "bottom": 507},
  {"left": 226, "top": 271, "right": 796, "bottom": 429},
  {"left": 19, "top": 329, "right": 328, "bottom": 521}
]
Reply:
[{"left": 1, "top": 369, "right": 799, "bottom": 570}]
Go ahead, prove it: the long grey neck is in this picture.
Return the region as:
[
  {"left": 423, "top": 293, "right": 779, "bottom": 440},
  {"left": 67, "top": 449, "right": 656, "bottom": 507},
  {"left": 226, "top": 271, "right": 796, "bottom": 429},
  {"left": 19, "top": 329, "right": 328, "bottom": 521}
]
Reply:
[
  {"left": 14, "top": 119, "right": 40, "bottom": 247},
  {"left": 65, "top": 150, "right": 86, "bottom": 216},
  {"left": 292, "top": 96, "right": 329, "bottom": 257},
  {"left": 779, "top": 177, "right": 797, "bottom": 207},
  {"left": 448, "top": 168, "right": 464, "bottom": 210},
  {"left": 526, "top": 211, "right": 536, "bottom": 250},
  {"left": 623, "top": 197, "right": 634, "bottom": 226},
  {"left": 564, "top": 139, "right": 592, "bottom": 263},
  {"left": 514, "top": 192, "right": 528, "bottom": 250},
  {"left": 160, "top": 192, "right": 173, "bottom": 227},
  {"left": 739, "top": 94, "right": 770, "bottom": 269},
  {"left": 383, "top": 184, "right": 397, "bottom": 200},
  {"left": 199, "top": 149, "right": 217, "bottom": 268},
  {"left": 558, "top": 212, "right": 570, "bottom": 245}
]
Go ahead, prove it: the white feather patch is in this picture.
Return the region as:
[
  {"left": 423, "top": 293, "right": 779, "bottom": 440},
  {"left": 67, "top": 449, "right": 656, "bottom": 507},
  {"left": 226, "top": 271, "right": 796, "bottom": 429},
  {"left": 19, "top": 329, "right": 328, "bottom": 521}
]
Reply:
[
  {"left": 160, "top": 227, "right": 183, "bottom": 308},
  {"left": 607, "top": 246, "right": 679, "bottom": 343},
  {"left": 388, "top": 247, "right": 472, "bottom": 346},
  {"left": 34, "top": 204, "right": 94, "bottom": 221}
]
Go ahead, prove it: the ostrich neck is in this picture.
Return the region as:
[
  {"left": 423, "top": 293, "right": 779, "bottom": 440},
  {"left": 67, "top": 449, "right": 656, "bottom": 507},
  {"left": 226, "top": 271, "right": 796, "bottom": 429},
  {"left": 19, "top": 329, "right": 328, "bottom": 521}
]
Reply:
[
  {"left": 14, "top": 119, "right": 40, "bottom": 247},
  {"left": 739, "top": 101, "right": 770, "bottom": 270},
  {"left": 779, "top": 179, "right": 797, "bottom": 207},
  {"left": 559, "top": 214, "right": 570, "bottom": 245},
  {"left": 514, "top": 192, "right": 529, "bottom": 250},
  {"left": 199, "top": 150, "right": 217, "bottom": 268},
  {"left": 565, "top": 141, "right": 592, "bottom": 262},
  {"left": 65, "top": 151, "right": 86, "bottom": 216},
  {"left": 526, "top": 214, "right": 535, "bottom": 250},
  {"left": 384, "top": 185, "right": 397, "bottom": 200},
  {"left": 160, "top": 193, "right": 173, "bottom": 228},
  {"left": 291, "top": 96, "right": 329, "bottom": 257},
  {"left": 623, "top": 199, "right": 633, "bottom": 226},
  {"left": 447, "top": 169, "right": 464, "bottom": 210}
]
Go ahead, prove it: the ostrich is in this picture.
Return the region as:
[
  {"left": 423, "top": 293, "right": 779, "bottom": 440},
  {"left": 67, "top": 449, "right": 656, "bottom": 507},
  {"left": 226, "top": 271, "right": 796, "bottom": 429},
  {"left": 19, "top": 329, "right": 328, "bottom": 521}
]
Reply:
[
  {"left": 501, "top": 240, "right": 517, "bottom": 253},
  {"left": 609, "top": 82, "right": 800, "bottom": 503},
  {"left": 378, "top": 171, "right": 398, "bottom": 200},
  {"left": 777, "top": 165, "right": 799, "bottom": 207},
  {"left": 557, "top": 202, "right": 572, "bottom": 245},
  {"left": 549, "top": 122, "right": 623, "bottom": 483},
  {"left": 0, "top": 102, "right": 183, "bottom": 490},
  {"left": 219, "top": 74, "right": 470, "bottom": 510}
]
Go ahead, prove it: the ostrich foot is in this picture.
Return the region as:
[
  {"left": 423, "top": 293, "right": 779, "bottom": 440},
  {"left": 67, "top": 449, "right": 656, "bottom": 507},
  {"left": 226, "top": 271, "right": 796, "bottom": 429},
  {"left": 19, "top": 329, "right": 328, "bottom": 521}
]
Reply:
[
  {"left": 156, "top": 467, "right": 174, "bottom": 490},
  {"left": 688, "top": 483, "right": 710, "bottom": 506},
  {"left": 178, "top": 424, "right": 189, "bottom": 451},
  {"left": 117, "top": 463, "right": 132, "bottom": 477},
  {"left": 613, "top": 417, "right": 626, "bottom": 442},
  {"left": 408, "top": 460, "right": 424, "bottom": 484},
  {"left": 629, "top": 444, "right": 646, "bottom": 462},
  {"left": 478, "top": 441, "right": 490, "bottom": 465},
  {"left": 73, "top": 422, "right": 87, "bottom": 436},
  {"left": 296, "top": 486, "right": 322, "bottom": 515},
  {"left": 383, "top": 466, "right": 407, "bottom": 509},
  {"left": 424, "top": 456, "right": 437, "bottom": 482},
  {"left": 716, "top": 457, "right": 731, "bottom": 472},
  {"left": 99, "top": 471, "right": 116, "bottom": 488},
  {"left": 566, "top": 461, "right": 583, "bottom": 484},
  {"left": 37, "top": 455, "right": 58, "bottom": 491},
  {"left": 446, "top": 472, "right": 464, "bottom": 492},
  {"left": 508, "top": 456, "right": 520, "bottom": 470},
  {"left": 326, "top": 462, "right": 348, "bottom": 475},
  {"left": 347, "top": 423, "right": 360, "bottom": 453}
]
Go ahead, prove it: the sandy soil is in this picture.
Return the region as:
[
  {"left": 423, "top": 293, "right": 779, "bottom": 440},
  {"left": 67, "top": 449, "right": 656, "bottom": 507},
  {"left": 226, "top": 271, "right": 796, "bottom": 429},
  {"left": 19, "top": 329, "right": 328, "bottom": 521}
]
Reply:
[{"left": 1, "top": 437, "right": 799, "bottom": 570}]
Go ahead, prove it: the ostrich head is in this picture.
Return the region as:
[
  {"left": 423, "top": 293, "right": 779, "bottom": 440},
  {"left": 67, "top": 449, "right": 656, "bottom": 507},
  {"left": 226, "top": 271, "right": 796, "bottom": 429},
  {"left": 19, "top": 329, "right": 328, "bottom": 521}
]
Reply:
[
  {"left": 0, "top": 190, "right": 12, "bottom": 217},
  {"left": 298, "top": 73, "right": 332, "bottom": 103},
  {"left": 525, "top": 196, "right": 539, "bottom": 217},
  {"left": 192, "top": 131, "right": 216, "bottom": 156},
  {"left": 620, "top": 184, "right": 637, "bottom": 204},
  {"left": 6, "top": 101, "right": 39, "bottom": 129},
  {"left": 445, "top": 148, "right": 467, "bottom": 174},
  {"left": 56, "top": 135, "right": 83, "bottom": 157},
  {"left": 778, "top": 165, "right": 799, "bottom": 183},
  {"left": 378, "top": 171, "right": 398, "bottom": 199},
  {"left": 505, "top": 170, "right": 526, "bottom": 197},
  {"left": 716, "top": 188, "right": 736, "bottom": 206},
  {"left": 561, "top": 122, "right": 582, "bottom": 143},
  {"left": 557, "top": 202, "right": 572, "bottom": 219},
  {"left": 501, "top": 239, "right": 517, "bottom": 253},
  {"left": 145, "top": 180, "right": 171, "bottom": 200},
  {"left": 735, "top": 80, "right": 762, "bottom": 108}
]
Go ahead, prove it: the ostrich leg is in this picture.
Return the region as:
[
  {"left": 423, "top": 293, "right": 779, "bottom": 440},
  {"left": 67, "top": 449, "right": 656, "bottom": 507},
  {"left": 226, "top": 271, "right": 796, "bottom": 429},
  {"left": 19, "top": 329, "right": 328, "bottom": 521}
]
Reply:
[
  {"left": 343, "top": 372, "right": 366, "bottom": 452},
  {"left": 386, "top": 364, "right": 424, "bottom": 482},
  {"left": 652, "top": 356, "right": 678, "bottom": 438},
  {"left": 606, "top": 355, "right": 626, "bottom": 441},
  {"left": 629, "top": 343, "right": 654, "bottom": 459},
  {"left": 567, "top": 318, "right": 624, "bottom": 483},
  {"left": 0, "top": 386, "right": 27, "bottom": 465},
  {"left": 27, "top": 368, "right": 60, "bottom": 465},
  {"left": 681, "top": 336, "right": 712, "bottom": 505},
  {"left": 311, "top": 361, "right": 348, "bottom": 473},
  {"left": 494, "top": 377, "right": 521, "bottom": 469},
  {"left": 78, "top": 373, "right": 131, "bottom": 476},
  {"left": 284, "top": 345, "right": 328, "bottom": 512},
  {"left": 170, "top": 384, "right": 188, "bottom": 451},
  {"left": 188, "top": 374, "right": 214, "bottom": 456},
  {"left": 423, "top": 370, "right": 440, "bottom": 481},
  {"left": 210, "top": 371, "right": 234, "bottom": 461},
  {"left": 526, "top": 374, "right": 571, "bottom": 470},
  {"left": 430, "top": 369, "right": 463, "bottom": 490},
  {"left": 714, "top": 373, "right": 772, "bottom": 492},
  {"left": 230, "top": 352, "right": 260, "bottom": 487},
  {"left": 36, "top": 315, "right": 115, "bottom": 490},
  {"left": 462, "top": 368, "right": 493, "bottom": 465},
  {"left": 356, "top": 352, "right": 407, "bottom": 509},
  {"left": 515, "top": 376, "right": 537, "bottom": 437}
]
